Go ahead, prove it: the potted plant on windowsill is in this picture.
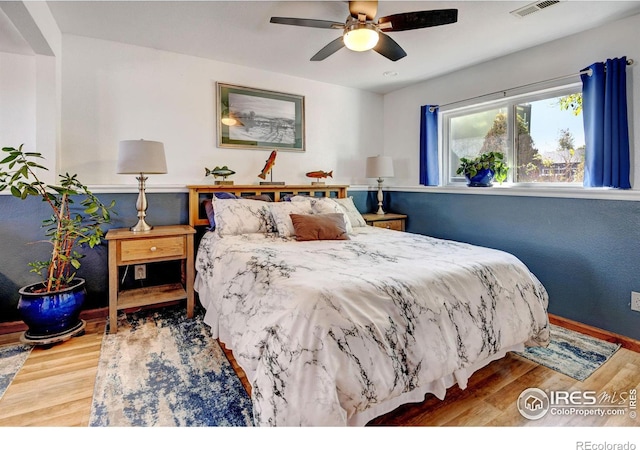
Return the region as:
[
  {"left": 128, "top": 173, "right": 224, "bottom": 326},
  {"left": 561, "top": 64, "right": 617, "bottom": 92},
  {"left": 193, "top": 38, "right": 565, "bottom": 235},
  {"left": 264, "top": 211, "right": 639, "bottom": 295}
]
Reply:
[
  {"left": 0, "top": 145, "right": 116, "bottom": 344},
  {"left": 456, "top": 151, "right": 508, "bottom": 187}
]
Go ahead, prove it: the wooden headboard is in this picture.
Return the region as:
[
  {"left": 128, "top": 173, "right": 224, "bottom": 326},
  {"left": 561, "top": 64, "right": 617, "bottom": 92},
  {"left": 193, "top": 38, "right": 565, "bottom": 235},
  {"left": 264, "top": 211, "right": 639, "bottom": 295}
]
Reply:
[{"left": 187, "top": 184, "right": 349, "bottom": 228}]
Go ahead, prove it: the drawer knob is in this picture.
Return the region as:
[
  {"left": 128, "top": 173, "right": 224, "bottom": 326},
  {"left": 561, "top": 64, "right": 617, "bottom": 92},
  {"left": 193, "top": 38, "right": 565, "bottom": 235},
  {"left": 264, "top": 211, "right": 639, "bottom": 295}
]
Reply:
[
  {"left": 386, "top": 225, "right": 390, "bottom": 229},
  {"left": 150, "top": 246, "right": 157, "bottom": 252}
]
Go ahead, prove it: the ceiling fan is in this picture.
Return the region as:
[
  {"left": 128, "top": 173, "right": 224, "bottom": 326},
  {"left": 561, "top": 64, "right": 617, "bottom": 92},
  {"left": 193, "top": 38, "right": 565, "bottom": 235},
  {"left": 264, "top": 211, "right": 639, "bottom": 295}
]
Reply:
[{"left": 270, "top": 1, "right": 458, "bottom": 62}]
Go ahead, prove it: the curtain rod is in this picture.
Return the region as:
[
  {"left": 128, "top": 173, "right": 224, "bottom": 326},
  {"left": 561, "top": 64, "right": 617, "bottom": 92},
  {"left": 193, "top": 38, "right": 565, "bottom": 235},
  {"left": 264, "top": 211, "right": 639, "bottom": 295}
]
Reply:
[{"left": 429, "top": 58, "right": 634, "bottom": 112}]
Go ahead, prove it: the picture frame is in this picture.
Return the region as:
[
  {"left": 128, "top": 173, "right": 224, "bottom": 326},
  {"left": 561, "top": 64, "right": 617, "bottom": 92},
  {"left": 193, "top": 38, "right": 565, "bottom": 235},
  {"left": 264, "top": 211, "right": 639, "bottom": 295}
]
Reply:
[{"left": 217, "top": 82, "right": 305, "bottom": 152}]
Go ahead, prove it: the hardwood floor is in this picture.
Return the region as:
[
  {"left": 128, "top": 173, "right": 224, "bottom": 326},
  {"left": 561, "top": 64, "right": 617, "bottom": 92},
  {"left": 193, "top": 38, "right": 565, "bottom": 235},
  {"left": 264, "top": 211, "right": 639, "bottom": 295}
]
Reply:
[
  {"left": 0, "top": 319, "right": 105, "bottom": 427},
  {"left": 368, "top": 348, "right": 640, "bottom": 426},
  {"left": 1, "top": 317, "right": 639, "bottom": 427}
]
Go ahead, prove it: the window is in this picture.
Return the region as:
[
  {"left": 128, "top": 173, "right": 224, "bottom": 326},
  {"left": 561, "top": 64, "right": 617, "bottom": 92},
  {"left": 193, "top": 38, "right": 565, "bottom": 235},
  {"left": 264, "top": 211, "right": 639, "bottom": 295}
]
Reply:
[{"left": 442, "top": 84, "right": 585, "bottom": 186}]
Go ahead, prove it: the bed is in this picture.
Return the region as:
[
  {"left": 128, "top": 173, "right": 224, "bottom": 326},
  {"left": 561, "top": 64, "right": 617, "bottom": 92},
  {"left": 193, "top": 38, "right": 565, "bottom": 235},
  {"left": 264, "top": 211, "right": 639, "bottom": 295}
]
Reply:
[{"left": 188, "top": 184, "right": 550, "bottom": 426}]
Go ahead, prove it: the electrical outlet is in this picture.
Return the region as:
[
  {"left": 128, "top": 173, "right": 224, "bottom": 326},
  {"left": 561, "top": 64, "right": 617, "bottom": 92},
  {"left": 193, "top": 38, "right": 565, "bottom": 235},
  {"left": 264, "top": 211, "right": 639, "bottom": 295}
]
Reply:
[
  {"left": 631, "top": 291, "right": 640, "bottom": 312},
  {"left": 134, "top": 264, "right": 146, "bottom": 280}
]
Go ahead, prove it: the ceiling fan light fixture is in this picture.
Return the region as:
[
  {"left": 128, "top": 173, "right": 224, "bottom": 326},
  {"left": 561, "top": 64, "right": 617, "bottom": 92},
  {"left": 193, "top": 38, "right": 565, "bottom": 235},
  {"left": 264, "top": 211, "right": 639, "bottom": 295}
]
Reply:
[{"left": 343, "top": 23, "right": 379, "bottom": 52}]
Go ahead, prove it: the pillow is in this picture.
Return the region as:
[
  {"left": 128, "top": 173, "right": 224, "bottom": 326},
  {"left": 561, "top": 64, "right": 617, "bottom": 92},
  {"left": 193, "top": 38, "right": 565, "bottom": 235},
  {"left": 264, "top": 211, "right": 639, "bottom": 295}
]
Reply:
[
  {"left": 203, "top": 199, "right": 215, "bottom": 229},
  {"left": 281, "top": 194, "right": 309, "bottom": 202},
  {"left": 244, "top": 194, "right": 273, "bottom": 202},
  {"left": 332, "top": 197, "right": 367, "bottom": 227},
  {"left": 268, "top": 201, "right": 315, "bottom": 238},
  {"left": 289, "top": 195, "right": 311, "bottom": 202},
  {"left": 202, "top": 192, "right": 238, "bottom": 229},
  {"left": 212, "top": 197, "right": 275, "bottom": 236},
  {"left": 308, "top": 197, "right": 353, "bottom": 234},
  {"left": 214, "top": 192, "right": 238, "bottom": 200},
  {"left": 290, "top": 213, "right": 350, "bottom": 241}
]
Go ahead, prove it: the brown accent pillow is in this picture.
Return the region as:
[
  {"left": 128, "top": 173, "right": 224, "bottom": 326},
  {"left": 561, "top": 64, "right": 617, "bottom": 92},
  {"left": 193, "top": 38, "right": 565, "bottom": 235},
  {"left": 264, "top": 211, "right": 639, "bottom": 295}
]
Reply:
[{"left": 289, "top": 213, "right": 350, "bottom": 241}]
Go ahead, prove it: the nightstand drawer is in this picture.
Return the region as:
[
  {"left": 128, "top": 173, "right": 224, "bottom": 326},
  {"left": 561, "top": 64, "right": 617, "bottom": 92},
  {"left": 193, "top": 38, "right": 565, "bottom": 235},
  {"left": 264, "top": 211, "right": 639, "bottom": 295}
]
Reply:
[
  {"left": 372, "top": 219, "right": 404, "bottom": 231},
  {"left": 119, "top": 236, "right": 186, "bottom": 263}
]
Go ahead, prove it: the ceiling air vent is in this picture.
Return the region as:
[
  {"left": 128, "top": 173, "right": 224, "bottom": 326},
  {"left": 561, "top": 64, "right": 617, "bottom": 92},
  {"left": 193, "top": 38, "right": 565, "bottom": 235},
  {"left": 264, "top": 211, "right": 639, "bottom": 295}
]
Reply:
[{"left": 510, "top": 0, "right": 560, "bottom": 18}]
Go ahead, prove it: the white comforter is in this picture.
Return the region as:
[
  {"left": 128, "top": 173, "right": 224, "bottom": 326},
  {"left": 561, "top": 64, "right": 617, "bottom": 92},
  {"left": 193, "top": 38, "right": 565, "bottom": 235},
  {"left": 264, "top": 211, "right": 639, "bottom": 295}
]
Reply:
[{"left": 195, "top": 227, "right": 549, "bottom": 426}]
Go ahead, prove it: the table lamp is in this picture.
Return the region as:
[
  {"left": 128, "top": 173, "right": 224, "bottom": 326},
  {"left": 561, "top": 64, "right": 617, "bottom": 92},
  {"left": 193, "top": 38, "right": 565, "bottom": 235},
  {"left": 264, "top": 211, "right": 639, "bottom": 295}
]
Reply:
[
  {"left": 366, "top": 155, "right": 394, "bottom": 215},
  {"left": 117, "top": 139, "right": 167, "bottom": 232}
]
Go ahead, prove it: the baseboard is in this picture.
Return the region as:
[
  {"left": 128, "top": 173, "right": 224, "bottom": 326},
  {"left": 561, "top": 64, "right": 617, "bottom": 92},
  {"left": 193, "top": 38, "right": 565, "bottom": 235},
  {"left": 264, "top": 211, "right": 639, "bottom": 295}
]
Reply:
[
  {"left": 0, "top": 307, "right": 109, "bottom": 336},
  {"left": 549, "top": 313, "right": 640, "bottom": 353},
  {"left": 0, "top": 302, "right": 184, "bottom": 337}
]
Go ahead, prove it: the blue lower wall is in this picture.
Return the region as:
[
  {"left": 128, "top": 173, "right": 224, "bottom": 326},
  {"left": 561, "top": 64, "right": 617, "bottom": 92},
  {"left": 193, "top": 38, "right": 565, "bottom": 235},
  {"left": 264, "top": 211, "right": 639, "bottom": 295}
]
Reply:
[
  {"left": 380, "top": 190, "right": 640, "bottom": 341},
  {"left": 0, "top": 193, "right": 188, "bottom": 322},
  {"left": 2, "top": 189, "right": 639, "bottom": 342}
]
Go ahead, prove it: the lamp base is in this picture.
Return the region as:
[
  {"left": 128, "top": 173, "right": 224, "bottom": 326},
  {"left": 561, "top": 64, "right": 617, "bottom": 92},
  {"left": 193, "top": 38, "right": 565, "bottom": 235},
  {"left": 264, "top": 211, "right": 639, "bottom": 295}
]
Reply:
[
  {"left": 131, "top": 174, "right": 152, "bottom": 232},
  {"left": 375, "top": 178, "right": 385, "bottom": 215},
  {"left": 130, "top": 218, "right": 153, "bottom": 233}
]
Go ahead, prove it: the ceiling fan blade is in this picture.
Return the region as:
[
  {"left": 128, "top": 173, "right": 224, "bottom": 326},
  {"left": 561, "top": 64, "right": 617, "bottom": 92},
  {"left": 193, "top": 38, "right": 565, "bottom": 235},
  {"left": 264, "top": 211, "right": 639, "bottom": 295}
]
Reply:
[
  {"left": 270, "top": 17, "right": 344, "bottom": 29},
  {"left": 377, "top": 9, "right": 458, "bottom": 32},
  {"left": 373, "top": 33, "right": 406, "bottom": 61},
  {"left": 349, "top": 0, "right": 377, "bottom": 21},
  {"left": 310, "top": 36, "right": 345, "bottom": 61}
]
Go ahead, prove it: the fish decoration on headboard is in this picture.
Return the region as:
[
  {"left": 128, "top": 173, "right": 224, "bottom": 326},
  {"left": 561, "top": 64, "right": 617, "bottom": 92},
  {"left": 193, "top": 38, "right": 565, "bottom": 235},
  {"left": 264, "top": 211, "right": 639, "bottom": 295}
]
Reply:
[
  {"left": 306, "top": 170, "right": 333, "bottom": 179},
  {"left": 306, "top": 170, "right": 333, "bottom": 185},
  {"left": 258, "top": 150, "right": 277, "bottom": 180},
  {"left": 205, "top": 166, "right": 235, "bottom": 178},
  {"left": 258, "top": 150, "right": 284, "bottom": 185},
  {"left": 205, "top": 165, "right": 236, "bottom": 185}
]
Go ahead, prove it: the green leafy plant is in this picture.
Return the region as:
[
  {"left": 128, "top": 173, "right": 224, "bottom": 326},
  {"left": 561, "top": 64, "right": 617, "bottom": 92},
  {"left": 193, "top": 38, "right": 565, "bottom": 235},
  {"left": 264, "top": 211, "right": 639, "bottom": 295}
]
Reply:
[
  {"left": 456, "top": 151, "right": 508, "bottom": 184},
  {"left": 0, "top": 144, "right": 115, "bottom": 293}
]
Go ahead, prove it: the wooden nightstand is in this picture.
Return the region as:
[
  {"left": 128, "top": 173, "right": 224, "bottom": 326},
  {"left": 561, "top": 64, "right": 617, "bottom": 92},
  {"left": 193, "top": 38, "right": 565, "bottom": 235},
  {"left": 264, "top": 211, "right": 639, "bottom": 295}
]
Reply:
[
  {"left": 105, "top": 224, "right": 196, "bottom": 333},
  {"left": 362, "top": 213, "right": 407, "bottom": 231}
]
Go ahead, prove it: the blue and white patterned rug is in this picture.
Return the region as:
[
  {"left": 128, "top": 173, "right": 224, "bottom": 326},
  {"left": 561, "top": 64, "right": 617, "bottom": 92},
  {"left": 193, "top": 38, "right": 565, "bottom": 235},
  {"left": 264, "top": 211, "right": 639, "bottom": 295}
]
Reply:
[
  {"left": 89, "top": 305, "right": 253, "bottom": 426},
  {"left": 0, "top": 343, "right": 32, "bottom": 400},
  {"left": 515, "top": 324, "right": 621, "bottom": 381}
]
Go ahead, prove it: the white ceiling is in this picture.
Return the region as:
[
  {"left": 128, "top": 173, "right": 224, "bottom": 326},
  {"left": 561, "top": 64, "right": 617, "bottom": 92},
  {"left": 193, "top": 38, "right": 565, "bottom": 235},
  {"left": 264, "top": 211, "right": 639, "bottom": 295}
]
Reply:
[
  {"left": 0, "top": 7, "right": 34, "bottom": 55},
  {"left": 7, "top": 1, "right": 640, "bottom": 93}
]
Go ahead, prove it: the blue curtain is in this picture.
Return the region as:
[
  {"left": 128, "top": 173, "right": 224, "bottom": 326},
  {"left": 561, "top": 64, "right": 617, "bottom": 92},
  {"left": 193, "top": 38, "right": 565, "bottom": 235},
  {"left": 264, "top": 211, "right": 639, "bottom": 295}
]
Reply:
[
  {"left": 581, "top": 57, "right": 630, "bottom": 188},
  {"left": 419, "top": 105, "right": 439, "bottom": 186}
]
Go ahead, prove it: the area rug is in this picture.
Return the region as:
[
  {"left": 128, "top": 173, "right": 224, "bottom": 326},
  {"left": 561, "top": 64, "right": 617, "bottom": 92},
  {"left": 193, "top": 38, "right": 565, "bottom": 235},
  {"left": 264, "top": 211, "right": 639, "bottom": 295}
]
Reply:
[
  {"left": 0, "top": 343, "right": 32, "bottom": 400},
  {"left": 89, "top": 305, "right": 253, "bottom": 426},
  {"left": 515, "top": 324, "right": 621, "bottom": 381}
]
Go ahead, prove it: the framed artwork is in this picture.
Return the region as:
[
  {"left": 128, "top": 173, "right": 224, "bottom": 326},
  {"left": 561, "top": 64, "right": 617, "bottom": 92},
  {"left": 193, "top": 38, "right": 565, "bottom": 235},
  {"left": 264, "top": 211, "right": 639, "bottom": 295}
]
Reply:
[{"left": 217, "top": 82, "right": 305, "bottom": 152}]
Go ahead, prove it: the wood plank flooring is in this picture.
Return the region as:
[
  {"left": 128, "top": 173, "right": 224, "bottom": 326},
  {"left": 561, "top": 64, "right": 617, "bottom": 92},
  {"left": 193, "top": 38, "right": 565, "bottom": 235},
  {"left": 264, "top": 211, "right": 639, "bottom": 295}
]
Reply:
[
  {"left": 0, "top": 319, "right": 105, "bottom": 427},
  {"left": 1, "top": 318, "right": 639, "bottom": 427}
]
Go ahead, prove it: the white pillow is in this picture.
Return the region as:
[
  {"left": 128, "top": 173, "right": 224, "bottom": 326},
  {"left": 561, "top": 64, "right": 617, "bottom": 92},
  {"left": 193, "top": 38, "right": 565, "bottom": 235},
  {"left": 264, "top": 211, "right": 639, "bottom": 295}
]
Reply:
[
  {"left": 289, "top": 195, "right": 312, "bottom": 202},
  {"left": 332, "top": 197, "right": 367, "bottom": 227},
  {"left": 308, "top": 197, "right": 353, "bottom": 234},
  {"left": 212, "top": 197, "right": 275, "bottom": 236},
  {"left": 269, "top": 201, "right": 315, "bottom": 238}
]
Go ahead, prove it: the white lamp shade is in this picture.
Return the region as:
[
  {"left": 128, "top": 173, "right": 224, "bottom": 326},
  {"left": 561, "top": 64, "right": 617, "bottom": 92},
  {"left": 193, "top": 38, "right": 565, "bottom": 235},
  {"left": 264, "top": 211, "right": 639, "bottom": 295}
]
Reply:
[
  {"left": 366, "top": 156, "right": 394, "bottom": 178},
  {"left": 117, "top": 139, "right": 167, "bottom": 174}
]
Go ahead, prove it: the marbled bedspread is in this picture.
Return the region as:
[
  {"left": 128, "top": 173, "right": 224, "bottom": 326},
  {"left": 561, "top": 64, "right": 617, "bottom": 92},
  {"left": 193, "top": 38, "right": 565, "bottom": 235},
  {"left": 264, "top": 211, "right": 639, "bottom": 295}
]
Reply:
[{"left": 195, "top": 227, "right": 549, "bottom": 426}]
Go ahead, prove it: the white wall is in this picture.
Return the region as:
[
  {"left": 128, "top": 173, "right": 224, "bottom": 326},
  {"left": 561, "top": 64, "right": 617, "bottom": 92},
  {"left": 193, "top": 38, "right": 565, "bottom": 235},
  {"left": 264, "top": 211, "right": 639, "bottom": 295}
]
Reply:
[
  {"left": 61, "top": 35, "right": 384, "bottom": 188},
  {"left": 383, "top": 13, "right": 640, "bottom": 188},
  {"left": 0, "top": 52, "right": 36, "bottom": 151},
  {"left": 25, "top": 0, "right": 62, "bottom": 177},
  {"left": 0, "top": 1, "right": 60, "bottom": 184},
  {"left": 0, "top": 52, "right": 58, "bottom": 185}
]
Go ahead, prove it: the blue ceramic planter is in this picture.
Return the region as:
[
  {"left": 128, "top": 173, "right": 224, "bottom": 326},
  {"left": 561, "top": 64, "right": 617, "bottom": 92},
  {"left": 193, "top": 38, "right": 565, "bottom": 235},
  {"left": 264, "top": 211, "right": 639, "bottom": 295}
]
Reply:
[
  {"left": 17, "top": 278, "right": 86, "bottom": 337},
  {"left": 466, "top": 168, "right": 495, "bottom": 187}
]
